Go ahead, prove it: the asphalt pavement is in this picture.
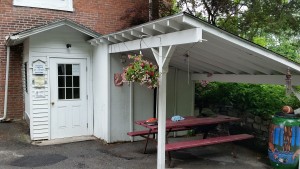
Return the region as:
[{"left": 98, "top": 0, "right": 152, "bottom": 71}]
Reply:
[{"left": 0, "top": 120, "right": 272, "bottom": 169}]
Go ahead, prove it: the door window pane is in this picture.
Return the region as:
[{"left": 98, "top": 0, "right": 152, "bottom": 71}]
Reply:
[
  {"left": 58, "top": 76, "right": 65, "bottom": 87},
  {"left": 66, "top": 76, "right": 72, "bottom": 87},
  {"left": 59, "top": 88, "right": 65, "bottom": 99},
  {"left": 57, "top": 64, "right": 81, "bottom": 100},
  {"left": 73, "top": 76, "right": 79, "bottom": 87},
  {"left": 73, "top": 88, "right": 80, "bottom": 99},
  {"left": 66, "top": 88, "right": 72, "bottom": 99},
  {"left": 66, "top": 64, "right": 72, "bottom": 75},
  {"left": 58, "top": 64, "right": 65, "bottom": 75}
]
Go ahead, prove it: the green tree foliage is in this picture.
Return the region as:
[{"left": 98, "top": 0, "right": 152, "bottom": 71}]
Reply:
[
  {"left": 178, "top": 0, "right": 300, "bottom": 61},
  {"left": 196, "top": 82, "right": 300, "bottom": 117},
  {"left": 177, "top": 1, "right": 300, "bottom": 116}
]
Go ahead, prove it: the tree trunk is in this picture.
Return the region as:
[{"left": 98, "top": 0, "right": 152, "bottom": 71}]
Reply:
[{"left": 150, "top": 0, "right": 160, "bottom": 21}]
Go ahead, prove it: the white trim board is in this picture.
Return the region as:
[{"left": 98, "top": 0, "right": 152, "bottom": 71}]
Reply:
[{"left": 192, "top": 74, "right": 300, "bottom": 85}]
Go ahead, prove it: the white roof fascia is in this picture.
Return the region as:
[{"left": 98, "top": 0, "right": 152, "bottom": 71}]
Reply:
[
  {"left": 89, "top": 12, "right": 186, "bottom": 45},
  {"left": 6, "top": 19, "right": 100, "bottom": 46},
  {"left": 181, "top": 15, "right": 300, "bottom": 73},
  {"left": 108, "top": 28, "right": 202, "bottom": 53},
  {"left": 191, "top": 74, "right": 300, "bottom": 85}
]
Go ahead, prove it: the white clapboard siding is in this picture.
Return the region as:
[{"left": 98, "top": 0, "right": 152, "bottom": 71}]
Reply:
[
  {"left": 30, "top": 55, "right": 49, "bottom": 140},
  {"left": 32, "top": 135, "right": 48, "bottom": 140},
  {"left": 32, "top": 132, "right": 49, "bottom": 139},
  {"left": 29, "top": 25, "right": 91, "bottom": 141},
  {"left": 32, "top": 118, "right": 48, "bottom": 123},
  {"left": 32, "top": 125, "right": 48, "bottom": 130},
  {"left": 32, "top": 104, "right": 49, "bottom": 110},
  {"left": 33, "top": 128, "right": 49, "bottom": 134},
  {"left": 32, "top": 113, "right": 48, "bottom": 119},
  {"left": 32, "top": 99, "right": 48, "bottom": 105},
  {"left": 32, "top": 121, "right": 48, "bottom": 126}
]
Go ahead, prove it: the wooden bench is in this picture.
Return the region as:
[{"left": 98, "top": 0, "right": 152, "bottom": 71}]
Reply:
[
  {"left": 127, "top": 127, "right": 189, "bottom": 137},
  {"left": 127, "top": 127, "right": 190, "bottom": 153},
  {"left": 165, "top": 134, "right": 254, "bottom": 167}
]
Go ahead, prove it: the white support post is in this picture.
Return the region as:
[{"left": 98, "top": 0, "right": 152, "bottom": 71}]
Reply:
[
  {"left": 129, "top": 82, "right": 134, "bottom": 142},
  {"left": 153, "top": 45, "right": 176, "bottom": 169},
  {"left": 157, "top": 70, "right": 167, "bottom": 169}
]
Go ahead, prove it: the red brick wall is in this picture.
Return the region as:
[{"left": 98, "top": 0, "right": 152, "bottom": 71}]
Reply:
[{"left": 0, "top": 0, "right": 148, "bottom": 119}]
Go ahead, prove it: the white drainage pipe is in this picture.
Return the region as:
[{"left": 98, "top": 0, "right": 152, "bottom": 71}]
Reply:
[{"left": 0, "top": 46, "right": 10, "bottom": 121}]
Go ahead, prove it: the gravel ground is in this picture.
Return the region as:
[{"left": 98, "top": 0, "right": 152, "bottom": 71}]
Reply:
[{"left": 0, "top": 120, "right": 272, "bottom": 169}]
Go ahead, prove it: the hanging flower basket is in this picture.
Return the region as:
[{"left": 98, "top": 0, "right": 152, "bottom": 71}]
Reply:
[{"left": 122, "top": 54, "right": 159, "bottom": 89}]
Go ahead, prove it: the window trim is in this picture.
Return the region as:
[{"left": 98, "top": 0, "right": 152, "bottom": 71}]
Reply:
[{"left": 13, "top": 0, "right": 74, "bottom": 12}]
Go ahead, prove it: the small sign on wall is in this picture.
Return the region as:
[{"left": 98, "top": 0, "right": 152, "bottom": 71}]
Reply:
[
  {"left": 32, "top": 60, "right": 46, "bottom": 75},
  {"left": 34, "top": 76, "right": 45, "bottom": 87},
  {"left": 35, "top": 89, "right": 46, "bottom": 98}
]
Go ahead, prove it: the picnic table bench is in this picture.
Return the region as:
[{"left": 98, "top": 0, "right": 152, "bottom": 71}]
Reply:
[
  {"left": 165, "top": 133, "right": 254, "bottom": 166},
  {"left": 127, "top": 127, "right": 189, "bottom": 153},
  {"left": 129, "top": 115, "right": 254, "bottom": 166}
]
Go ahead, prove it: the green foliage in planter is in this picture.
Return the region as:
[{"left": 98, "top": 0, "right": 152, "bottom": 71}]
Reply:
[{"left": 195, "top": 82, "right": 300, "bottom": 118}]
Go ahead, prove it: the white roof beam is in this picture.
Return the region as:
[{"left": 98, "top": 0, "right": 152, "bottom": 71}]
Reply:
[
  {"left": 182, "top": 57, "right": 228, "bottom": 74},
  {"left": 171, "top": 56, "right": 225, "bottom": 74},
  {"left": 131, "top": 30, "right": 143, "bottom": 38},
  {"left": 107, "top": 36, "right": 119, "bottom": 43},
  {"left": 153, "top": 24, "right": 166, "bottom": 33},
  {"left": 114, "top": 34, "right": 126, "bottom": 42},
  {"left": 141, "top": 27, "right": 155, "bottom": 36},
  {"left": 122, "top": 32, "right": 134, "bottom": 40},
  {"left": 176, "top": 46, "right": 240, "bottom": 74},
  {"left": 181, "top": 46, "right": 253, "bottom": 74},
  {"left": 170, "top": 61, "right": 206, "bottom": 73},
  {"left": 191, "top": 74, "right": 300, "bottom": 85},
  {"left": 90, "top": 38, "right": 109, "bottom": 45},
  {"left": 100, "top": 38, "right": 109, "bottom": 43},
  {"left": 205, "top": 33, "right": 284, "bottom": 74},
  {"left": 167, "top": 20, "right": 181, "bottom": 31},
  {"left": 90, "top": 41, "right": 97, "bottom": 46},
  {"left": 109, "top": 28, "right": 202, "bottom": 53},
  {"left": 196, "top": 44, "right": 267, "bottom": 74}
]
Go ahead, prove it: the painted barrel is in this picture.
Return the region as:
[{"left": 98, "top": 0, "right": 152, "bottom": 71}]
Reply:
[{"left": 268, "top": 113, "right": 300, "bottom": 169}]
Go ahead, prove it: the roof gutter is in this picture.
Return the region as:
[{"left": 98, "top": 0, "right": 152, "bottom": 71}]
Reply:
[{"left": 0, "top": 45, "right": 10, "bottom": 121}]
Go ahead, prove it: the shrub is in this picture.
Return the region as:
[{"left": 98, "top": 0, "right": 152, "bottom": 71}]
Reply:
[{"left": 195, "top": 82, "right": 300, "bottom": 118}]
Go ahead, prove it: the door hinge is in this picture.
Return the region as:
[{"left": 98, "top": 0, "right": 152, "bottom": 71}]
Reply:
[
  {"left": 86, "top": 66, "right": 88, "bottom": 71},
  {"left": 87, "top": 123, "right": 88, "bottom": 128},
  {"left": 86, "top": 95, "right": 88, "bottom": 100}
]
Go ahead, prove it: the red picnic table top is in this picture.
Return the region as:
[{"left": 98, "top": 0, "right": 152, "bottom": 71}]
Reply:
[{"left": 135, "top": 115, "right": 240, "bottom": 130}]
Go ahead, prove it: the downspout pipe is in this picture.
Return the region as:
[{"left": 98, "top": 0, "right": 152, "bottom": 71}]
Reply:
[{"left": 0, "top": 46, "right": 10, "bottom": 121}]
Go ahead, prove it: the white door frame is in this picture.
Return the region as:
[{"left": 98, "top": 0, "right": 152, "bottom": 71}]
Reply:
[{"left": 48, "top": 55, "right": 93, "bottom": 139}]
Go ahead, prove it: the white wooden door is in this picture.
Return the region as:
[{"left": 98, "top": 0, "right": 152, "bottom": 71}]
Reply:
[{"left": 50, "top": 58, "right": 88, "bottom": 139}]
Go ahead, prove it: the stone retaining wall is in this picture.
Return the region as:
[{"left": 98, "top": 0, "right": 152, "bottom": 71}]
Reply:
[{"left": 209, "top": 106, "right": 271, "bottom": 152}]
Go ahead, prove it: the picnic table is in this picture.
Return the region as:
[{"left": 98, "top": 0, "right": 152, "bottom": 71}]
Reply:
[{"left": 128, "top": 115, "right": 254, "bottom": 166}]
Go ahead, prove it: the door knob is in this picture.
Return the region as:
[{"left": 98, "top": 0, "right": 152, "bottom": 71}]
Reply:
[{"left": 51, "top": 102, "right": 55, "bottom": 105}]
